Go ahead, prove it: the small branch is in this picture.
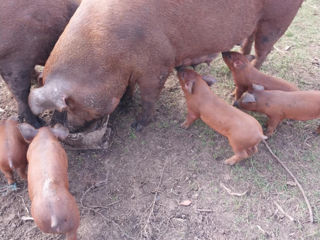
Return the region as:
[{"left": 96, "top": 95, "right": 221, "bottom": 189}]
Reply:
[
  {"left": 142, "top": 159, "right": 168, "bottom": 237},
  {"left": 80, "top": 178, "right": 114, "bottom": 226},
  {"left": 197, "top": 208, "right": 214, "bottom": 213},
  {"left": 274, "top": 201, "right": 295, "bottom": 222},
  {"left": 220, "top": 182, "right": 248, "bottom": 197},
  {"left": 17, "top": 194, "right": 30, "bottom": 215},
  {"left": 256, "top": 225, "right": 270, "bottom": 237},
  {"left": 263, "top": 140, "right": 314, "bottom": 223},
  {"left": 21, "top": 216, "right": 34, "bottom": 221}
]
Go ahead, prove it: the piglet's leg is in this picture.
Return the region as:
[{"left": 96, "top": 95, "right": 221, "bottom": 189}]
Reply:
[
  {"left": 265, "top": 117, "right": 282, "bottom": 136},
  {"left": 235, "top": 86, "right": 247, "bottom": 100},
  {"left": 224, "top": 150, "right": 249, "bottom": 165},
  {"left": 66, "top": 230, "right": 77, "bottom": 240},
  {"left": 181, "top": 111, "right": 199, "bottom": 129}
]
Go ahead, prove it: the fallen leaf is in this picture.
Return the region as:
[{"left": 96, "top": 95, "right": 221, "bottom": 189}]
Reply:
[{"left": 179, "top": 199, "right": 192, "bottom": 206}]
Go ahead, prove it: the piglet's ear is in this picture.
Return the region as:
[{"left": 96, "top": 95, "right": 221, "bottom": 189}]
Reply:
[
  {"left": 51, "top": 124, "right": 69, "bottom": 140},
  {"left": 233, "top": 59, "right": 246, "bottom": 70},
  {"left": 201, "top": 75, "right": 216, "bottom": 86},
  {"left": 18, "top": 123, "right": 38, "bottom": 143},
  {"left": 242, "top": 92, "right": 256, "bottom": 103},
  {"left": 185, "top": 80, "right": 195, "bottom": 94}
]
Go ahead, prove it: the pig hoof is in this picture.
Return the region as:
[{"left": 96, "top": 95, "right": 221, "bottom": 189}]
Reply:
[
  {"left": 131, "top": 121, "right": 143, "bottom": 132},
  {"left": 224, "top": 159, "right": 236, "bottom": 165}
]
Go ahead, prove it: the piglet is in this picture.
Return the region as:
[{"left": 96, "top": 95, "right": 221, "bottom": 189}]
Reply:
[
  {"left": 177, "top": 68, "right": 267, "bottom": 165},
  {"left": 222, "top": 51, "right": 299, "bottom": 100},
  {"left": 0, "top": 118, "right": 28, "bottom": 187},
  {"left": 234, "top": 84, "right": 320, "bottom": 136},
  {"left": 19, "top": 123, "right": 80, "bottom": 240}
]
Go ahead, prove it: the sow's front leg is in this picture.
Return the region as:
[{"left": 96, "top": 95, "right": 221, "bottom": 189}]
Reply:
[
  {"left": 131, "top": 71, "right": 169, "bottom": 131},
  {"left": 0, "top": 66, "right": 42, "bottom": 128}
]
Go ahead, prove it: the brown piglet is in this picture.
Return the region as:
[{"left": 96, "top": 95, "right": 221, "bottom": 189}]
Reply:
[
  {"left": 0, "top": 119, "right": 28, "bottom": 186},
  {"left": 222, "top": 51, "right": 299, "bottom": 100},
  {"left": 234, "top": 85, "right": 320, "bottom": 136},
  {"left": 18, "top": 124, "right": 79, "bottom": 240},
  {"left": 177, "top": 68, "right": 267, "bottom": 165}
]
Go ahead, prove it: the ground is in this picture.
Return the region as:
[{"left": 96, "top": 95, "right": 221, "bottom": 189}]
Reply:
[{"left": 1, "top": 1, "right": 320, "bottom": 239}]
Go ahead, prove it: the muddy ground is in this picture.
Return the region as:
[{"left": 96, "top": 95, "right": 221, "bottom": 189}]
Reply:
[{"left": 1, "top": 1, "right": 320, "bottom": 239}]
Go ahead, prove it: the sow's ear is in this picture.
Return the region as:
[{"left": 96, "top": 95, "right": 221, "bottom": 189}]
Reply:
[
  {"left": 242, "top": 92, "right": 256, "bottom": 103},
  {"left": 185, "top": 80, "right": 195, "bottom": 94},
  {"left": 29, "top": 87, "right": 68, "bottom": 115},
  {"left": 51, "top": 124, "right": 69, "bottom": 140},
  {"left": 18, "top": 123, "right": 39, "bottom": 143}
]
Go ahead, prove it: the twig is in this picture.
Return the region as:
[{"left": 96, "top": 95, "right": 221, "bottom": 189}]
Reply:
[
  {"left": 21, "top": 216, "right": 34, "bottom": 221},
  {"left": 80, "top": 180, "right": 109, "bottom": 207},
  {"left": 80, "top": 178, "right": 113, "bottom": 226},
  {"left": 220, "top": 182, "right": 248, "bottom": 197},
  {"left": 197, "top": 208, "right": 214, "bottom": 213},
  {"left": 256, "top": 225, "right": 270, "bottom": 237},
  {"left": 142, "top": 159, "right": 168, "bottom": 238},
  {"left": 17, "top": 194, "right": 30, "bottom": 215},
  {"left": 263, "top": 140, "right": 314, "bottom": 223},
  {"left": 274, "top": 201, "right": 295, "bottom": 222},
  {"left": 273, "top": 46, "right": 286, "bottom": 55},
  {"left": 87, "top": 200, "right": 121, "bottom": 210}
]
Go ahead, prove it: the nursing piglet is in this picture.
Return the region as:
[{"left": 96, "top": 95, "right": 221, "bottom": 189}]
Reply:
[
  {"left": 177, "top": 68, "right": 266, "bottom": 165},
  {"left": 19, "top": 124, "right": 79, "bottom": 240},
  {"left": 222, "top": 51, "right": 299, "bottom": 100},
  {"left": 0, "top": 119, "right": 28, "bottom": 185},
  {"left": 235, "top": 85, "right": 320, "bottom": 136}
]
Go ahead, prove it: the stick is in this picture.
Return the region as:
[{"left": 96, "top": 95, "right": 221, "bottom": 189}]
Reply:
[
  {"left": 220, "top": 182, "right": 248, "bottom": 197},
  {"left": 256, "top": 225, "right": 270, "bottom": 236},
  {"left": 17, "top": 194, "right": 30, "bottom": 215},
  {"left": 142, "top": 160, "right": 168, "bottom": 237},
  {"left": 263, "top": 140, "right": 314, "bottom": 223},
  {"left": 197, "top": 208, "right": 214, "bottom": 213},
  {"left": 274, "top": 201, "right": 295, "bottom": 222}
]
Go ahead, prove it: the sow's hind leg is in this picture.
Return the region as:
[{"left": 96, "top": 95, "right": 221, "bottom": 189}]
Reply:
[
  {"left": 0, "top": 65, "right": 42, "bottom": 128},
  {"left": 253, "top": 0, "right": 303, "bottom": 69}
]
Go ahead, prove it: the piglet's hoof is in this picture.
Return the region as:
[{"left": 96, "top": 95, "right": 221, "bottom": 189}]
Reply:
[{"left": 224, "top": 158, "right": 237, "bottom": 166}]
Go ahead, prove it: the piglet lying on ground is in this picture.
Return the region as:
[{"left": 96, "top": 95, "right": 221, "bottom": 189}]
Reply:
[
  {"left": 19, "top": 124, "right": 80, "bottom": 240},
  {"left": 0, "top": 119, "right": 28, "bottom": 187},
  {"left": 222, "top": 51, "right": 299, "bottom": 100},
  {"left": 234, "top": 85, "right": 320, "bottom": 136},
  {"left": 177, "top": 68, "right": 267, "bottom": 165}
]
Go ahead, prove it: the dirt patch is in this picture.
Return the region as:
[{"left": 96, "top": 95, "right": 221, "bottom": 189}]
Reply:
[{"left": 1, "top": 1, "right": 320, "bottom": 239}]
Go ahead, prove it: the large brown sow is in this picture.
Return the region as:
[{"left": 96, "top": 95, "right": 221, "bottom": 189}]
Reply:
[{"left": 29, "top": 0, "right": 303, "bottom": 131}]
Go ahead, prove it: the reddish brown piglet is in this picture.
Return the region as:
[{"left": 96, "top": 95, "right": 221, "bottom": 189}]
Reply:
[
  {"left": 0, "top": 119, "right": 28, "bottom": 186},
  {"left": 19, "top": 124, "right": 79, "bottom": 240},
  {"left": 235, "top": 85, "right": 320, "bottom": 136},
  {"left": 177, "top": 68, "right": 267, "bottom": 165},
  {"left": 222, "top": 51, "right": 299, "bottom": 100}
]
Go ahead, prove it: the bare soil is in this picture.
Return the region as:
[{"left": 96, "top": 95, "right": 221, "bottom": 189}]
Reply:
[{"left": 1, "top": 1, "right": 320, "bottom": 239}]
